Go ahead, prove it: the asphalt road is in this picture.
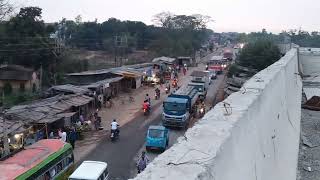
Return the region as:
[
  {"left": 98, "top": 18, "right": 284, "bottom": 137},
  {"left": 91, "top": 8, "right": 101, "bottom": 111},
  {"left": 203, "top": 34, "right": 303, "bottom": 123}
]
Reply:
[
  {"left": 81, "top": 103, "right": 163, "bottom": 180},
  {"left": 81, "top": 52, "right": 225, "bottom": 180}
]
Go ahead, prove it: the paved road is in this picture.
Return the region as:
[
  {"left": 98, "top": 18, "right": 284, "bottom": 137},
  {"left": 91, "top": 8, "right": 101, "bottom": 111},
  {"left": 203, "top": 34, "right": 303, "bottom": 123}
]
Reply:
[
  {"left": 81, "top": 103, "right": 163, "bottom": 180},
  {"left": 81, "top": 52, "right": 225, "bottom": 180},
  {"left": 130, "top": 73, "right": 225, "bottom": 178}
]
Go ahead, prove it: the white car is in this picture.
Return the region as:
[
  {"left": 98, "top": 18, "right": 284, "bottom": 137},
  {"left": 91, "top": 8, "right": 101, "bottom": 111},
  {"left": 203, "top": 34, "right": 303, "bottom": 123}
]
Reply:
[{"left": 69, "top": 161, "right": 110, "bottom": 180}]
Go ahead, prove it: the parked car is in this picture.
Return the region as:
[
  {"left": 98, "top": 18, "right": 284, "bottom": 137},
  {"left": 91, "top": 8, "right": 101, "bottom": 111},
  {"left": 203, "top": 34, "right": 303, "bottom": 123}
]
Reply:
[{"left": 146, "top": 125, "right": 169, "bottom": 152}]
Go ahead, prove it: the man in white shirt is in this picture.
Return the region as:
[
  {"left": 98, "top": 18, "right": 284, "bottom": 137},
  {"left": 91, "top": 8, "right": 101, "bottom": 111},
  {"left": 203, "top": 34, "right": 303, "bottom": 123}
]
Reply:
[
  {"left": 111, "top": 119, "right": 119, "bottom": 135},
  {"left": 59, "top": 129, "right": 67, "bottom": 142}
]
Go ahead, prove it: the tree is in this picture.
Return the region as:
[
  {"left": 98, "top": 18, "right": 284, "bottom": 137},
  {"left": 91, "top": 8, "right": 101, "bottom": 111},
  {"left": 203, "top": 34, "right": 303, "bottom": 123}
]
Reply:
[
  {"left": 0, "top": 0, "right": 13, "bottom": 20},
  {"left": 238, "top": 40, "right": 281, "bottom": 71},
  {"left": 0, "top": 7, "right": 56, "bottom": 70}
]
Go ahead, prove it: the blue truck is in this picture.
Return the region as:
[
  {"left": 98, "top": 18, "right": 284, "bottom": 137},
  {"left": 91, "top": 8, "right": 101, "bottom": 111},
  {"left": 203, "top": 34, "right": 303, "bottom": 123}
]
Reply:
[{"left": 162, "top": 85, "right": 199, "bottom": 128}]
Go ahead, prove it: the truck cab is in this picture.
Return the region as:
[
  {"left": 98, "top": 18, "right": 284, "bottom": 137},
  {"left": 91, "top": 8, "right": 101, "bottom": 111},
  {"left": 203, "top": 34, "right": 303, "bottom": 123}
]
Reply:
[
  {"left": 162, "top": 86, "right": 198, "bottom": 128},
  {"left": 163, "top": 97, "right": 189, "bottom": 127}
]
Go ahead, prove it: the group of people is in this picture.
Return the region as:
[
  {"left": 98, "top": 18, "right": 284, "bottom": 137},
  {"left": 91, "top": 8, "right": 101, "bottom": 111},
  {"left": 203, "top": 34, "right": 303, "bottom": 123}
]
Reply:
[{"left": 50, "top": 127, "right": 77, "bottom": 149}]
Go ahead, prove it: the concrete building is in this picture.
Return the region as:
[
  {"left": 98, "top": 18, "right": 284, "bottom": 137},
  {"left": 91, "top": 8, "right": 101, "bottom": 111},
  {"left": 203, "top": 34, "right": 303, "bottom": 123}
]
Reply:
[
  {"left": 0, "top": 65, "right": 39, "bottom": 93},
  {"left": 132, "top": 45, "right": 320, "bottom": 180}
]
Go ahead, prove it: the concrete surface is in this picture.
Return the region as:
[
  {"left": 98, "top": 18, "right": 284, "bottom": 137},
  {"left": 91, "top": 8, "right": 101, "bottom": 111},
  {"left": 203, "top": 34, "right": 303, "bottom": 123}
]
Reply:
[
  {"left": 297, "top": 47, "right": 320, "bottom": 180},
  {"left": 132, "top": 48, "right": 302, "bottom": 180}
]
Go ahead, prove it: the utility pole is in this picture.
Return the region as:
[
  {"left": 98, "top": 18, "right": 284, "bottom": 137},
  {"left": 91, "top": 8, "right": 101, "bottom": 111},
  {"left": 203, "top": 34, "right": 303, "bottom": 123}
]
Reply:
[
  {"left": 114, "top": 35, "right": 128, "bottom": 67},
  {"left": 39, "top": 63, "right": 43, "bottom": 91}
]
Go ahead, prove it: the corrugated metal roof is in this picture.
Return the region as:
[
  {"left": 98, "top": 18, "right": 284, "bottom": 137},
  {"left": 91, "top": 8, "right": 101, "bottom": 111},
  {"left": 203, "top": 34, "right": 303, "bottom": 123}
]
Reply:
[
  {"left": 82, "top": 77, "right": 123, "bottom": 89},
  {"left": 48, "top": 84, "right": 90, "bottom": 94},
  {"left": 152, "top": 56, "right": 176, "bottom": 63},
  {"left": 5, "top": 94, "right": 93, "bottom": 124},
  {"left": 0, "top": 117, "right": 27, "bottom": 138}
]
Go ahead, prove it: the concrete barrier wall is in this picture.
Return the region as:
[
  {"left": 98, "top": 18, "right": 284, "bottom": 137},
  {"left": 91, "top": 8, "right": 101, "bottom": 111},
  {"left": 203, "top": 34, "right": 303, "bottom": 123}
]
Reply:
[
  {"left": 299, "top": 47, "right": 320, "bottom": 76},
  {"left": 133, "top": 49, "right": 302, "bottom": 180}
]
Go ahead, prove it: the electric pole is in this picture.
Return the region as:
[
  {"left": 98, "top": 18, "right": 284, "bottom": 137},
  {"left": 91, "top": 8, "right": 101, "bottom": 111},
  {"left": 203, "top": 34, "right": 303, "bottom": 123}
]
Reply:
[{"left": 114, "top": 35, "right": 128, "bottom": 67}]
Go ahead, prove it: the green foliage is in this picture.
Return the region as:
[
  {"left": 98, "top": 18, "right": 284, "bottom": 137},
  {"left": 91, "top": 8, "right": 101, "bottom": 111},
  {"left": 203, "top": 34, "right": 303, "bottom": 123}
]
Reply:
[
  {"left": 284, "top": 30, "right": 320, "bottom": 47},
  {"left": 238, "top": 40, "right": 281, "bottom": 71},
  {"left": 57, "top": 12, "right": 212, "bottom": 57},
  {"left": 0, "top": 7, "right": 56, "bottom": 70},
  {"left": 2, "top": 93, "right": 35, "bottom": 107},
  {"left": 227, "top": 64, "right": 241, "bottom": 78}
]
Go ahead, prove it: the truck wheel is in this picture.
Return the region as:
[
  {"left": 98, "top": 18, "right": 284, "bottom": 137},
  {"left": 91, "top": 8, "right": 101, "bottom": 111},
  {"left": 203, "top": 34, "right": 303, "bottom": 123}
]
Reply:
[{"left": 161, "top": 147, "right": 166, "bottom": 153}]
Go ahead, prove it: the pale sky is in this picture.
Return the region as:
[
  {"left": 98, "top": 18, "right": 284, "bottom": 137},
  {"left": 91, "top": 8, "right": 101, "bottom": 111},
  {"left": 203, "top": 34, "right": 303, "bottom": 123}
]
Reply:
[{"left": 12, "top": 0, "right": 320, "bottom": 33}]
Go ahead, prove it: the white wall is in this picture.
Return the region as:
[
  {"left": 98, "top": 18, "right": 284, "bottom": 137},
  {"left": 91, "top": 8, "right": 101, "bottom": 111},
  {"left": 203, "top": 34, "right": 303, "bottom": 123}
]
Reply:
[
  {"left": 132, "top": 48, "right": 302, "bottom": 180},
  {"left": 299, "top": 47, "right": 320, "bottom": 76}
]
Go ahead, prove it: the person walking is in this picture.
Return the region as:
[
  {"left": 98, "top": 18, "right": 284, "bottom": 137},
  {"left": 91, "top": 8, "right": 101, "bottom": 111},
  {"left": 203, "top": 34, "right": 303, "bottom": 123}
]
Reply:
[
  {"left": 68, "top": 127, "right": 77, "bottom": 149},
  {"left": 136, "top": 151, "right": 149, "bottom": 173}
]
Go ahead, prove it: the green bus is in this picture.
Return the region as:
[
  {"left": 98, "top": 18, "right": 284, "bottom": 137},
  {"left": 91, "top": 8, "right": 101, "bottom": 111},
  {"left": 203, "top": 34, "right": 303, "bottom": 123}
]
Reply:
[{"left": 0, "top": 139, "right": 74, "bottom": 180}]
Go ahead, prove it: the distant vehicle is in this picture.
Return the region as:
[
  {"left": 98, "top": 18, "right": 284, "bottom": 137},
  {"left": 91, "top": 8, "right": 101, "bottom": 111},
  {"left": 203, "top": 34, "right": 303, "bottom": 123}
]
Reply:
[
  {"left": 162, "top": 86, "right": 199, "bottom": 128},
  {"left": 69, "top": 161, "right": 109, "bottom": 180},
  {"left": 0, "top": 139, "right": 74, "bottom": 180},
  {"left": 209, "top": 65, "right": 225, "bottom": 74},
  {"left": 223, "top": 49, "right": 233, "bottom": 60},
  {"left": 146, "top": 125, "right": 169, "bottom": 152},
  {"left": 190, "top": 70, "right": 210, "bottom": 87}
]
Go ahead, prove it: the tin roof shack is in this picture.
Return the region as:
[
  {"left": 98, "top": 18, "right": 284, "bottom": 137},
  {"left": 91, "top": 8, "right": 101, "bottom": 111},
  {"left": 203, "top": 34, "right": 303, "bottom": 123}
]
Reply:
[
  {"left": 4, "top": 94, "right": 93, "bottom": 141},
  {"left": 152, "top": 57, "right": 176, "bottom": 65},
  {"left": 0, "top": 65, "right": 39, "bottom": 93},
  {"left": 112, "top": 69, "right": 143, "bottom": 90},
  {"left": 177, "top": 57, "right": 194, "bottom": 67},
  {"left": 46, "top": 84, "right": 92, "bottom": 97},
  {"left": 0, "top": 117, "right": 28, "bottom": 157},
  {"left": 66, "top": 69, "right": 121, "bottom": 85}
]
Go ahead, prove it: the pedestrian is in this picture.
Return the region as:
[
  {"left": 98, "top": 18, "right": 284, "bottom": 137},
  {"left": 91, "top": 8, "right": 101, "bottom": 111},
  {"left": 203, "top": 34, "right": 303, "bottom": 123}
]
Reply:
[
  {"left": 79, "top": 114, "right": 84, "bottom": 124},
  {"left": 136, "top": 151, "right": 149, "bottom": 173},
  {"left": 68, "top": 127, "right": 77, "bottom": 149},
  {"left": 49, "top": 131, "right": 54, "bottom": 139},
  {"left": 59, "top": 128, "right": 67, "bottom": 142},
  {"left": 183, "top": 67, "right": 186, "bottom": 76}
]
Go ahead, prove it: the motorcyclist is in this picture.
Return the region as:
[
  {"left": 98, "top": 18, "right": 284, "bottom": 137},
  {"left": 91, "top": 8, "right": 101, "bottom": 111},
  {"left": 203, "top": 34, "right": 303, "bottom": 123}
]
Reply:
[
  {"left": 143, "top": 100, "right": 150, "bottom": 112},
  {"left": 145, "top": 93, "right": 151, "bottom": 105},
  {"left": 155, "top": 87, "right": 160, "bottom": 99},
  {"left": 111, "top": 119, "right": 119, "bottom": 136},
  {"left": 172, "top": 78, "right": 177, "bottom": 88}
]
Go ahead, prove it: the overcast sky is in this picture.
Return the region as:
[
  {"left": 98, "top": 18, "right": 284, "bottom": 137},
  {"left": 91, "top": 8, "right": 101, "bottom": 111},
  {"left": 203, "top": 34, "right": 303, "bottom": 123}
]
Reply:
[{"left": 13, "top": 0, "right": 320, "bottom": 33}]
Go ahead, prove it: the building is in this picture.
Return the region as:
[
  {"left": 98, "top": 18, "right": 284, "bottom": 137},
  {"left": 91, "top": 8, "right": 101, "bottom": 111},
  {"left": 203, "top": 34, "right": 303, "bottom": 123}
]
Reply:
[{"left": 0, "top": 65, "right": 39, "bottom": 93}]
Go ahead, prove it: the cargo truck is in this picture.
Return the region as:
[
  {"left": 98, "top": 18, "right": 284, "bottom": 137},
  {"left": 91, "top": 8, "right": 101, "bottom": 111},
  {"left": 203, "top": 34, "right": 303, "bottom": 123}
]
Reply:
[
  {"left": 162, "top": 86, "right": 199, "bottom": 128},
  {"left": 188, "top": 81, "right": 207, "bottom": 100}
]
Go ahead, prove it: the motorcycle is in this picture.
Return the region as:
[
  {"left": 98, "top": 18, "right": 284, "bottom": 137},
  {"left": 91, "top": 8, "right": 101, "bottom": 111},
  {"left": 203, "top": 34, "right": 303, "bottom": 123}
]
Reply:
[
  {"left": 110, "top": 129, "right": 119, "bottom": 142},
  {"left": 143, "top": 106, "right": 150, "bottom": 116},
  {"left": 199, "top": 107, "right": 205, "bottom": 118},
  {"left": 172, "top": 81, "right": 177, "bottom": 88}
]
